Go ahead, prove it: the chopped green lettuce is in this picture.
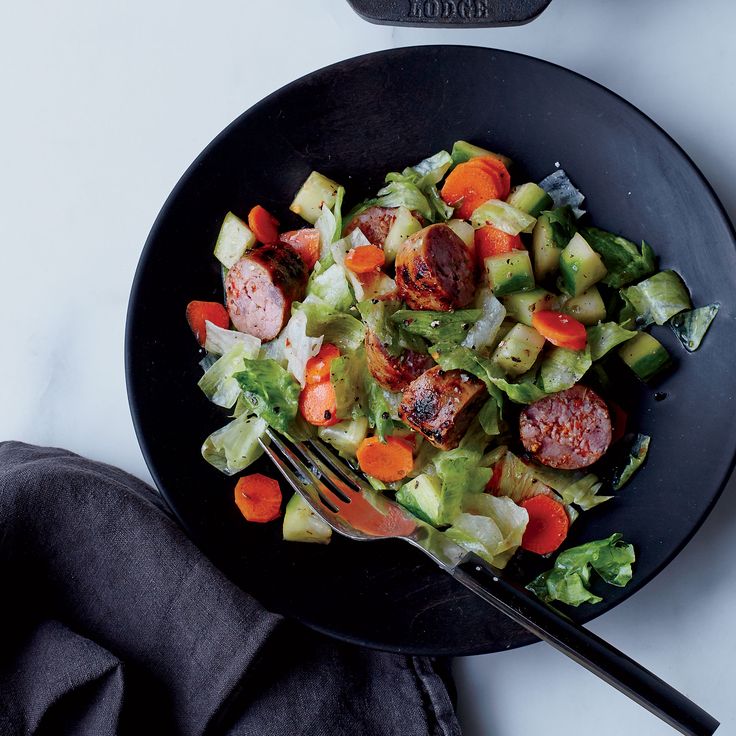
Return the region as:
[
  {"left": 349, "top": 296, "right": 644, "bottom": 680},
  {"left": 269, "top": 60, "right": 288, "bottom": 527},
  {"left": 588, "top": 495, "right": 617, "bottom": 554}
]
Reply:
[
  {"left": 478, "top": 398, "right": 500, "bottom": 436},
  {"left": 587, "top": 322, "right": 637, "bottom": 361},
  {"left": 306, "top": 262, "right": 354, "bottom": 312},
  {"left": 198, "top": 342, "right": 250, "bottom": 409},
  {"left": 391, "top": 309, "right": 482, "bottom": 345},
  {"left": 364, "top": 374, "right": 398, "bottom": 441},
  {"left": 282, "top": 310, "right": 323, "bottom": 387},
  {"left": 493, "top": 450, "right": 554, "bottom": 502},
  {"left": 543, "top": 206, "right": 577, "bottom": 248},
  {"left": 372, "top": 180, "right": 432, "bottom": 221},
  {"left": 314, "top": 188, "right": 344, "bottom": 266},
  {"left": 581, "top": 228, "right": 657, "bottom": 288},
  {"left": 330, "top": 352, "right": 366, "bottom": 421},
  {"left": 434, "top": 447, "right": 493, "bottom": 525},
  {"left": 526, "top": 533, "right": 635, "bottom": 606},
  {"left": 620, "top": 270, "right": 692, "bottom": 326},
  {"left": 462, "top": 289, "right": 506, "bottom": 353},
  {"left": 526, "top": 464, "right": 612, "bottom": 511},
  {"left": 234, "top": 358, "right": 300, "bottom": 434},
  {"left": 470, "top": 199, "right": 537, "bottom": 235},
  {"left": 318, "top": 417, "right": 369, "bottom": 459},
  {"left": 296, "top": 298, "right": 366, "bottom": 352},
  {"left": 203, "top": 321, "right": 261, "bottom": 358},
  {"left": 539, "top": 346, "right": 592, "bottom": 393},
  {"left": 670, "top": 304, "right": 719, "bottom": 352},
  {"left": 539, "top": 170, "right": 585, "bottom": 219},
  {"left": 612, "top": 434, "right": 651, "bottom": 490},
  {"left": 201, "top": 414, "right": 268, "bottom": 475}
]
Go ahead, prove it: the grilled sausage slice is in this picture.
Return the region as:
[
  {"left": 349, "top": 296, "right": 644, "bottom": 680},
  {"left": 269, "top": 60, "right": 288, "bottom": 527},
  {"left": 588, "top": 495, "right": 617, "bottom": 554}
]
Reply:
[
  {"left": 399, "top": 366, "right": 487, "bottom": 450},
  {"left": 225, "top": 243, "right": 307, "bottom": 341},
  {"left": 344, "top": 206, "right": 397, "bottom": 247},
  {"left": 519, "top": 385, "right": 612, "bottom": 470},
  {"left": 365, "top": 329, "right": 434, "bottom": 391},
  {"left": 395, "top": 224, "right": 476, "bottom": 311}
]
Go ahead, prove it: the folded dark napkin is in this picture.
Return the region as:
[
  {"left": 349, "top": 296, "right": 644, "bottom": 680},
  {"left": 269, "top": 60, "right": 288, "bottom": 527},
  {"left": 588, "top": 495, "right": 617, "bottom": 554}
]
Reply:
[{"left": 0, "top": 442, "right": 461, "bottom": 736}]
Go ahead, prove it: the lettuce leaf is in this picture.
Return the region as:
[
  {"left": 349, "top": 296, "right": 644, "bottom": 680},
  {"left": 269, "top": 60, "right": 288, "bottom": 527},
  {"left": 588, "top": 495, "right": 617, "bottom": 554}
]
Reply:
[
  {"left": 612, "top": 434, "right": 650, "bottom": 490},
  {"left": 462, "top": 288, "right": 506, "bottom": 353},
  {"left": 620, "top": 270, "right": 692, "bottom": 326},
  {"left": 587, "top": 322, "right": 637, "bottom": 361},
  {"left": 315, "top": 189, "right": 344, "bottom": 267},
  {"left": 670, "top": 304, "right": 719, "bottom": 352},
  {"left": 198, "top": 342, "right": 250, "bottom": 409},
  {"left": 470, "top": 199, "right": 537, "bottom": 235},
  {"left": 391, "top": 309, "right": 482, "bottom": 345},
  {"left": 282, "top": 310, "right": 323, "bottom": 388},
  {"left": 234, "top": 358, "right": 301, "bottom": 434},
  {"left": 364, "top": 374, "right": 398, "bottom": 441},
  {"left": 330, "top": 352, "right": 366, "bottom": 421},
  {"left": 493, "top": 450, "right": 554, "bottom": 503},
  {"left": 296, "top": 298, "right": 366, "bottom": 352},
  {"left": 203, "top": 321, "right": 261, "bottom": 357},
  {"left": 526, "top": 533, "right": 635, "bottom": 606},
  {"left": 306, "top": 262, "right": 354, "bottom": 312},
  {"left": 201, "top": 414, "right": 268, "bottom": 476},
  {"left": 581, "top": 227, "right": 657, "bottom": 288},
  {"left": 539, "top": 346, "right": 592, "bottom": 393},
  {"left": 434, "top": 447, "right": 493, "bottom": 524},
  {"left": 526, "top": 464, "right": 611, "bottom": 511},
  {"left": 542, "top": 206, "right": 577, "bottom": 248},
  {"left": 539, "top": 170, "right": 585, "bottom": 219}
]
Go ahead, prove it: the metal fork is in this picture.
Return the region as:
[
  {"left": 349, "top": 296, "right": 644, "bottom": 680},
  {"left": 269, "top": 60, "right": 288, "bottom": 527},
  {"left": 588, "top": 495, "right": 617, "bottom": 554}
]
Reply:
[{"left": 260, "top": 429, "right": 718, "bottom": 736}]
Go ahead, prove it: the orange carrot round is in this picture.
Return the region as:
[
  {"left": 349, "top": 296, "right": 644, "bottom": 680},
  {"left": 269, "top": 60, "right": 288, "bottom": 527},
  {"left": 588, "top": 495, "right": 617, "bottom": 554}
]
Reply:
[
  {"left": 234, "top": 473, "right": 282, "bottom": 523},
  {"left": 344, "top": 244, "right": 385, "bottom": 274},
  {"left": 186, "top": 300, "right": 229, "bottom": 347},
  {"left": 356, "top": 436, "right": 414, "bottom": 483},
  {"left": 280, "top": 228, "right": 321, "bottom": 270},
  {"left": 305, "top": 343, "right": 341, "bottom": 385},
  {"left": 441, "top": 157, "right": 511, "bottom": 219},
  {"left": 531, "top": 310, "right": 587, "bottom": 351},
  {"left": 299, "top": 381, "right": 339, "bottom": 426},
  {"left": 474, "top": 226, "right": 524, "bottom": 263},
  {"left": 519, "top": 494, "right": 570, "bottom": 555},
  {"left": 248, "top": 205, "right": 280, "bottom": 244}
]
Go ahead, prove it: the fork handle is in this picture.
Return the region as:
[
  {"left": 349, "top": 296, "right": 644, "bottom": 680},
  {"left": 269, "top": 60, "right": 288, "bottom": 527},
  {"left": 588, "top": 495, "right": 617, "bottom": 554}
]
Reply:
[{"left": 452, "top": 555, "right": 718, "bottom": 736}]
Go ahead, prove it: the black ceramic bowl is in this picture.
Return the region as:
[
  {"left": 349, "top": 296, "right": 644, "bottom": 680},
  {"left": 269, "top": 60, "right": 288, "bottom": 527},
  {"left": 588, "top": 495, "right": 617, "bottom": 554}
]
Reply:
[{"left": 126, "top": 46, "right": 736, "bottom": 655}]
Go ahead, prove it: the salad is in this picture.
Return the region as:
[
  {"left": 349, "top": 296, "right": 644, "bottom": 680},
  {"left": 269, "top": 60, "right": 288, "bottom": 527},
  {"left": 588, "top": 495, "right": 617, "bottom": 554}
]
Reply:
[{"left": 186, "top": 141, "right": 718, "bottom": 607}]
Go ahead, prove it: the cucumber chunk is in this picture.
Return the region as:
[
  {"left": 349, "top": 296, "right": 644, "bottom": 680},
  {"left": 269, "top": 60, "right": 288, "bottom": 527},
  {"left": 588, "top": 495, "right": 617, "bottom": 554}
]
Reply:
[
  {"left": 502, "top": 288, "right": 559, "bottom": 327},
  {"left": 214, "top": 212, "right": 256, "bottom": 268},
  {"left": 561, "top": 286, "right": 607, "bottom": 325},
  {"left": 318, "top": 417, "right": 368, "bottom": 458},
  {"left": 559, "top": 233, "right": 608, "bottom": 296},
  {"left": 282, "top": 493, "right": 332, "bottom": 544},
  {"left": 384, "top": 206, "right": 422, "bottom": 264},
  {"left": 450, "top": 140, "right": 512, "bottom": 169},
  {"left": 618, "top": 332, "right": 671, "bottom": 382},
  {"left": 492, "top": 323, "right": 546, "bottom": 376},
  {"left": 447, "top": 218, "right": 475, "bottom": 249},
  {"left": 532, "top": 214, "right": 561, "bottom": 282},
  {"left": 507, "top": 183, "right": 553, "bottom": 217},
  {"left": 485, "top": 251, "right": 536, "bottom": 297},
  {"left": 290, "top": 171, "right": 342, "bottom": 224},
  {"left": 395, "top": 473, "right": 444, "bottom": 527}
]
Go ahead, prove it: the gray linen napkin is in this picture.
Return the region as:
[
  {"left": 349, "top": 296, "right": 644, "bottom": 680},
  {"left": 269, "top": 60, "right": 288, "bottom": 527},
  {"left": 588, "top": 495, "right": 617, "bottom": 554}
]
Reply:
[{"left": 0, "top": 442, "right": 461, "bottom": 736}]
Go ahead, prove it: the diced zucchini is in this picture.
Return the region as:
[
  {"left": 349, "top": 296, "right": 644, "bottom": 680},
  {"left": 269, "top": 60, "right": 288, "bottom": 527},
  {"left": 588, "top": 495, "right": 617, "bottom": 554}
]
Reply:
[
  {"left": 532, "top": 213, "right": 562, "bottom": 282},
  {"left": 447, "top": 218, "right": 475, "bottom": 249},
  {"left": 395, "top": 473, "right": 444, "bottom": 527},
  {"left": 492, "top": 323, "right": 546, "bottom": 376},
  {"left": 559, "top": 233, "right": 608, "bottom": 297},
  {"left": 384, "top": 206, "right": 422, "bottom": 264},
  {"left": 502, "top": 288, "right": 559, "bottom": 327},
  {"left": 317, "top": 417, "right": 368, "bottom": 458},
  {"left": 289, "top": 171, "right": 342, "bottom": 225},
  {"left": 214, "top": 212, "right": 255, "bottom": 268},
  {"left": 561, "top": 286, "right": 607, "bottom": 325},
  {"left": 618, "top": 332, "right": 671, "bottom": 382},
  {"left": 282, "top": 493, "right": 332, "bottom": 544},
  {"left": 451, "top": 140, "right": 512, "bottom": 169},
  {"left": 485, "top": 251, "right": 535, "bottom": 297},
  {"left": 506, "top": 183, "right": 553, "bottom": 217}
]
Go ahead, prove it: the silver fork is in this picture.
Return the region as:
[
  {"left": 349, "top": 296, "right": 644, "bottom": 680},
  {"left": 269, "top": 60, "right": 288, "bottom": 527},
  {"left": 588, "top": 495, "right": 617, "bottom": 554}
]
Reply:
[{"left": 260, "top": 429, "right": 718, "bottom": 736}]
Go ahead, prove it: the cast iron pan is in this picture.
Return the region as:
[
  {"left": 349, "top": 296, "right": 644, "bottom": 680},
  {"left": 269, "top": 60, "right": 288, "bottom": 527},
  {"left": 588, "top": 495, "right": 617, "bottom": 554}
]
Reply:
[
  {"left": 345, "top": 0, "right": 552, "bottom": 27},
  {"left": 126, "top": 46, "right": 736, "bottom": 655}
]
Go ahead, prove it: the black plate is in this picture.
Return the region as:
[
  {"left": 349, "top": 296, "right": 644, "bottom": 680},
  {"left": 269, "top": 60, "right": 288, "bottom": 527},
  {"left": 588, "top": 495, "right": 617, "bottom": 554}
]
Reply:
[{"left": 126, "top": 46, "right": 736, "bottom": 655}]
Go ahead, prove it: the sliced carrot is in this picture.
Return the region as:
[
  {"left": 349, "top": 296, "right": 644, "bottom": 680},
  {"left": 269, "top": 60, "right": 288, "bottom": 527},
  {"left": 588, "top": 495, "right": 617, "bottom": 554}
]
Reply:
[
  {"left": 248, "top": 205, "right": 280, "bottom": 244},
  {"left": 234, "top": 473, "right": 282, "bottom": 523},
  {"left": 441, "top": 157, "right": 511, "bottom": 219},
  {"left": 609, "top": 401, "right": 628, "bottom": 444},
  {"left": 531, "top": 310, "right": 587, "bottom": 351},
  {"left": 345, "top": 244, "right": 385, "bottom": 274},
  {"left": 356, "top": 436, "right": 414, "bottom": 483},
  {"left": 305, "top": 343, "right": 341, "bottom": 385},
  {"left": 474, "top": 226, "right": 524, "bottom": 263},
  {"left": 299, "top": 381, "right": 339, "bottom": 426},
  {"left": 280, "top": 228, "right": 321, "bottom": 270},
  {"left": 186, "top": 300, "right": 229, "bottom": 347},
  {"left": 520, "top": 494, "right": 570, "bottom": 555}
]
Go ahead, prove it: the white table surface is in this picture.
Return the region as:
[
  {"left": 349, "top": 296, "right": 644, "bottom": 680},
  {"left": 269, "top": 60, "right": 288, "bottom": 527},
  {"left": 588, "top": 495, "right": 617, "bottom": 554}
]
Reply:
[{"left": 2, "top": 1, "right": 735, "bottom": 733}]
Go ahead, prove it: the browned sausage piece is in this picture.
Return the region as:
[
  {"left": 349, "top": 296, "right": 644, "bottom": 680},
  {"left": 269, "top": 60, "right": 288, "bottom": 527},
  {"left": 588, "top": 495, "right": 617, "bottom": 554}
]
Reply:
[
  {"left": 365, "top": 329, "right": 434, "bottom": 391},
  {"left": 519, "top": 385, "right": 612, "bottom": 470},
  {"left": 344, "top": 206, "right": 397, "bottom": 247},
  {"left": 395, "top": 224, "right": 476, "bottom": 311},
  {"left": 225, "top": 243, "right": 307, "bottom": 341},
  {"left": 399, "top": 366, "right": 487, "bottom": 450}
]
